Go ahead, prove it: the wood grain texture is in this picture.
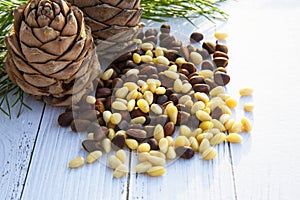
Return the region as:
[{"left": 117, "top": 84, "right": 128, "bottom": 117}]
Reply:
[
  {"left": 224, "top": 1, "right": 300, "bottom": 199},
  {"left": 0, "top": 95, "right": 44, "bottom": 200},
  {"left": 21, "top": 105, "right": 130, "bottom": 200}
]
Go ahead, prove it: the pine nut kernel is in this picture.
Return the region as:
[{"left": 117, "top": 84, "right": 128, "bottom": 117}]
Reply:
[
  {"left": 86, "top": 151, "right": 102, "bottom": 164},
  {"left": 68, "top": 157, "right": 85, "bottom": 169}
]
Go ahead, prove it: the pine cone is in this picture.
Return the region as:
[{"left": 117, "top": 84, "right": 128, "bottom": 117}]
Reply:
[
  {"left": 66, "top": 0, "right": 142, "bottom": 40},
  {"left": 4, "top": 0, "right": 100, "bottom": 106}
]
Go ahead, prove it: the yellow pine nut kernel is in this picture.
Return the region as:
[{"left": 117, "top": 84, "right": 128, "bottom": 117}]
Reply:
[
  {"left": 202, "top": 147, "right": 217, "bottom": 160},
  {"left": 175, "top": 136, "right": 190, "bottom": 148},
  {"left": 108, "top": 128, "right": 115, "bottom": 140},
  {"left": 197, "top": 132, "right": 214, "bottom": 143},
  {"left": 196, "top": 110, "right": 212, "bottom": 121},
  {"left": 194, "top": 92, "right": 209, "bottom": 103},
  {"left": 230, "top": 121, "right": 242, "bottom": 133},
  {"left": 219, "top": 114, "right": 231, "bottom": 124},
  {"left": 141, "top": 55, "right": 153, "bottom": 63},
  {"left": 149, "top": 150, "right": 166, "bottom": 159},
  {"left": 138, "top": 143, "right": 151, "bottom": 153},
  {"left": 126, "top": 69, "right": 139, "bottom": 77},
  {"left": 211, "top": 119, "right": 226, "bottom": 132},
  {"left": 126, "top": 89, "right": 138, "bottom": 100},
  {"left": 175, "top": 57, "right": 186, "bottom": 66},
  {"left": 226, "top": 133, "right": 243, "bottom": 143},
  {"left": 199, "top": 121, "right": 214, "bottom": 131},
  {"left": 131, "top": 116, "right": 146, "bottom": 124},
  {"left": 102, "top": 138, "right": 112, "bottom": 153},
  {"left": 137, "top": 99, "right": 150, "bottom": 113},
  {"left": 190, "top": 52, "right": 203, "bottom": 65},
  {"left": 112, "top": 101, "right": 127, "bottom": 111},
  {"left": 178, "top": 95, "right": 191, "bottom": 105},
  {"left": 191, "top": 101, "right": 205, "bottom": 114},
  {"left": 136, "top": 161, "right": 152, "bottom": 173},
  {"left": 68, "top": 157, "right": 85, "bottom": 169},
  {"left": 192, "top": 128, "right": 203, "bottom": 138},
  {"left": 147, "top": 156, "right": 166, "bottom": 166},
  {"left": 241, "top": 117, "right": 252, "bottom": 132},
  {"left": 158, "top": 138, "right": 169, "bottom": 154},
  {"left": 225, "top": 97, "right": 238, "bottom": 109},
  {"left": 124, "top": 82, "right": 139, "bottom": 91},
  {"left": 166, "top": 146, "right": 177, "bottom": 160},
  {"left": 108, "top": 155, "right": 122, "bottom": 169},
  {"left": 86, "top": 150, "right": 102, "bottom": 164},
  {"left": 182, "top": 83, "right": 192, "bottom": 93},
  {"left": 164, "top": 70, "right": 180, "bottom": 79},
  {"left": 146, "top": 50, "right": 153, "bottom": 57},
  {"left": 189, "top": 137, "right": 199, "bottom": 151},
  {"left": 156, "top": 56, "right": 170, "bottom": 66},
  {"left": 127, "top": 99, "right": 136, "bottom": 112},
  {"left": 214, "top": 32, "right": 228, "bottom": 40},
  {"left": 138, "top": 152, "right": 150, "bottom": 162},
  {"left": 218, "top": 93, "right": 231, "bottom": 101},
  {"left": 133, "top": 53, "right": 141, "bottom": 64},
  {"left": 86, "top": 95, "right": 96, "bottom": 105},
  {"left": 141, "top": 42, "right": 154, "bottom": 51},
  {"left": 169, "top": 65, "right": 177, "bottom": 72},
  {"left": 110, "top": 113, "right": 122, "bottom": 125},
  {"left": 115, "top": 98, "right": 128, "bottom": 105},
  {"left": 126, "top": 139, "right": 139, "bottom": 150},
  {"left": 137, "top": 80, "right": 147, "bottom": 87},
  {"left": 133, "top": 38, "right": 142, "bottom": 44},
  {"left": 167, "top": 105, "right": 178, "bottom": 124},
  {"left": 148, "top": 82, "right": 157, "bottom": 93},
  {"left": 103, "top": 110, "right": 112, "bottom": 123},
  {"left": 173, "top": 79, "right": 183, "bottom": 93},
  {"left": 154, "top": 124, "right": 165, "bottom": 141},
  {"left": 209, "top": 86, "right": 225, "bottom": 97},
  {"left": 151, "top": 104, "right": 163, "bottom": 115},
  {"left": 166, "top": 136, "right": 174, "bottom": 146},
  {"left": 87, "top": 132, "right": 94, "bottom": 140},
  {"left": 239, "top": 87, "right": 254, "bottom": 96},
  {"left": 101, "top": 68, "right": 114, "bottom": 81},
  {"left": 184, "top": 100, "right": 194, "bottom": 108},
  {"left": 180, "top": 125, "right": 192, "bottom": 137},
  {"left": 220, "top": 105, "right": 232, "bottom": 115},
  {"left": 113, "top": 164, "right": 128, "bottom": 178},
  {"left": 147, "top": 155, "right": 166, "bottom": 166},
  {"left": 224, "top": 119, "right": 235, "bottom": 131},
  {"left": 147, "top": 166, "right": 166, "bottom": 177},
  {"left": 144, "top": 91, "right": 154, "bottom": 104},
  {"left": 155, "top": 87, "right": 166, "bottom": 95},
  {"left": 155, "top": 47, "right": 164, "bottom": 57},
  {"left": 199, "top": 138, "right": 211, "bottom": 153},
  {"left": 115, "top": 87, "right": 129, "bottom": 99},
  {"left": 244, "top": 103, "right": 254, "bottom": 112},
  {"left": 116, "top": 149, "right": 126, "bottom": 163},
  {"left": 198, "top": 70, "right": 213, "bottom": 78},
  {"left": 204, "top": 128, "right": 220, "bottom": 135},
  {"left": 209, "top": 133, "right": 226, "bottom": 146}
]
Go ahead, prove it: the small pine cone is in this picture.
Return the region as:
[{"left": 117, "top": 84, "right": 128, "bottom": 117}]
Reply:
[
  {"left": 67, "top": 0, "right": 143, "bottom": 40},
  {"left": 4, "top": 0, "right": 100, "bottom": 106}
]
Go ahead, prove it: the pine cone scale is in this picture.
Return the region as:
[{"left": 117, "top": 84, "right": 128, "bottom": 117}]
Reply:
[{"left": 4, "top": 0, "right": 100, "bottom": 106}]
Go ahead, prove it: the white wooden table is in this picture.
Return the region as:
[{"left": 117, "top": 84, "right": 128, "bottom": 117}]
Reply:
[{"left": 1, "top": 1, "right": 300, "bottom": 199}]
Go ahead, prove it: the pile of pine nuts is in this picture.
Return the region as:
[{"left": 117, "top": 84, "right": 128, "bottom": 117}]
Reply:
[{"left": 59, "top": 24, "right": 254, "bottom": 178}]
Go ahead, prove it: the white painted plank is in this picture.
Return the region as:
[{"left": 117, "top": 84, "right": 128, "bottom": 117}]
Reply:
[
  {"left": 224, "top": 1, "right": 300, "bottom": 199},
  {"left": 21, "top": 105, "right": 130, "bottom": 200},
  {"left": 0, "top": 95, "right": 44, "bottom": 200}
]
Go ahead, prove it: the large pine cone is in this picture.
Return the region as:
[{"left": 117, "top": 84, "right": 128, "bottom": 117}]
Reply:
[
  {"left": 4, "top": 0, "right": 100, "bottom": 106},
  {"left": 66, "top": 0, "right": 142, "bottom": 40}
]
